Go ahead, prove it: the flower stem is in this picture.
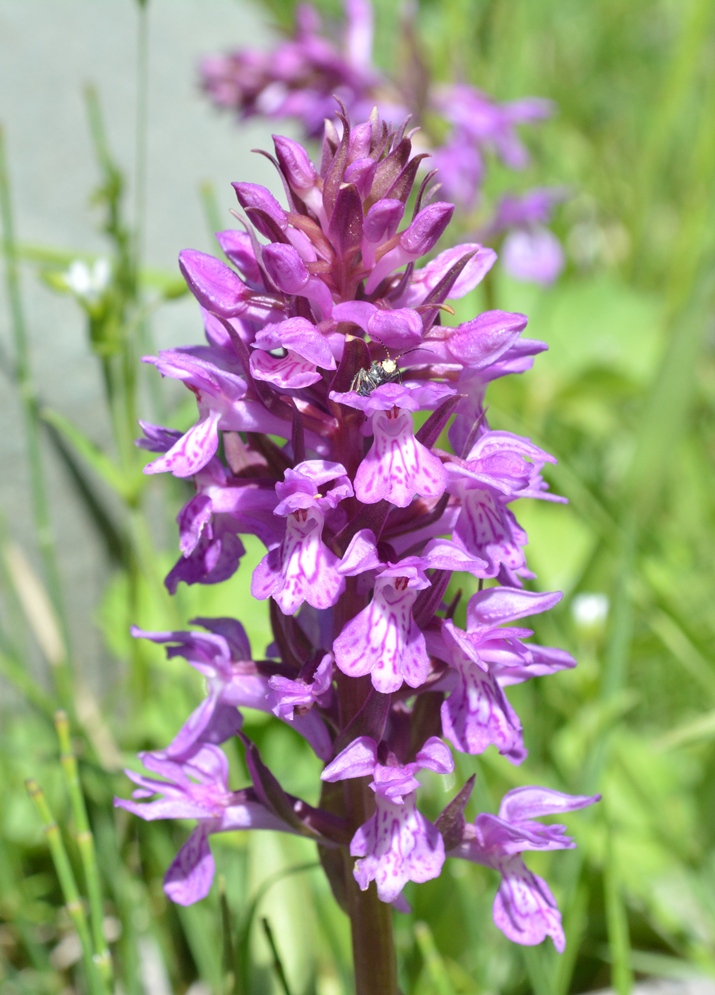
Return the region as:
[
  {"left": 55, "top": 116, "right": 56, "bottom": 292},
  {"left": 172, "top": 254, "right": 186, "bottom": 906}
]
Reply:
[{"left": 343, "top": 776, "right": 398, "bottom": 995}]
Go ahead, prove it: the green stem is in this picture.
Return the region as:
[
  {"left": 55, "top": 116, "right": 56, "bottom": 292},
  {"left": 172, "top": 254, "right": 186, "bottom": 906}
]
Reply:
[
  {"left": 134, "top": 0, "right": 149, "bottom": 275},
  {"left": 343, "top": 777, "right": 398, "bottom": 995},
  {"left": 26, "top": 778, "right": 109, "bottom": 995},
  {"left": 55, "top": 711, "right": 114, "bottom": 988},
  {"left": 0, "top": 127, "right": 73, "bottom": 707}
]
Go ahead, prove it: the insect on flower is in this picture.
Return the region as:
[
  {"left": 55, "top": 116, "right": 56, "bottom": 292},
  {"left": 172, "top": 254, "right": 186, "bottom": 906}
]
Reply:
[
  {"left": 349, "top": 338, "right": 431, "bottom": 397},
  {"left": 350, "top": 353, "right": 402, "bottom": 396}
]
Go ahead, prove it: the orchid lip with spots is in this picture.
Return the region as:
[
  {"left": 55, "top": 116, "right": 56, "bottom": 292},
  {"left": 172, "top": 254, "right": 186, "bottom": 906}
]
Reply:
[{"left": 116, "top": 110, "right": 597, "bottom": 990}]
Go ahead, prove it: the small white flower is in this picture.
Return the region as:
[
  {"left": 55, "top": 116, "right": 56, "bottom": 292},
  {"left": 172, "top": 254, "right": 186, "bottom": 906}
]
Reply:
[
  {"left": 571, "top": 592, "right": 609, "bottom": 630},
  {"left": 64, "top": 257, "right": 111, "bottom": 303}
]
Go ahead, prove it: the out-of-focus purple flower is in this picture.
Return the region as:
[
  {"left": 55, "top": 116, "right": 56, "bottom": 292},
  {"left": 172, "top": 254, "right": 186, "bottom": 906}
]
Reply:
[
  {"left": 199, "top": 0, "right": 555, "bottom": 216},
  {"left": 448, "top": 786, "right": 600, "bottom": 949},
  {"left": 502, "top": 227, "right": 565, "bottom": 284},
  {"left": 199, "top": 0, "right": 402, "bottom": 138},
  {"left": 483, "top": 188, "right": 567, "bottom": 285},
  {"left": 434, "top": 87, "right": 553, "bottom": 171}
]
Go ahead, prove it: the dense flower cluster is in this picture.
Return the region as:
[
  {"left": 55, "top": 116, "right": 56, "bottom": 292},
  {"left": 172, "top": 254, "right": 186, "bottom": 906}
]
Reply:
[
  {"left": 199, "top": 0, "right": 564, "bottom": 283},
  {"left": 116, "top": 111, "right": 597, "bottom": 951}
]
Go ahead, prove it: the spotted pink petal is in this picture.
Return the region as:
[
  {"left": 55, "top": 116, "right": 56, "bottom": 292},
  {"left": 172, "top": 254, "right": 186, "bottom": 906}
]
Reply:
[
  {"left": 144, "top": 409, "right": 222, "bottom": 478},
  {"left": 333, "top": 578, "right": 429, "bottom": 693},
  {"left": 492, "top": 856, "right": 565, "bottom": 951},
  {"left": 164, "top": 826, "right": 215, "bottom": 905},
  {"left": 355, "top": 408, "right": 446, "bottom": 508},
  {"left": 351, "top": 795, "right": 445, "bottom": 903},
  {"left": 251, "top": 509, "right": 344, "bottom": 615}
]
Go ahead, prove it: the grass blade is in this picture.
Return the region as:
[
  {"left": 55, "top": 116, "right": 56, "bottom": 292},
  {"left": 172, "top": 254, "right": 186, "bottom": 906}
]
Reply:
[
  {"left": 261, "top": 916, "right": 294, "bottom": 995},
  {"left": 25, "top": 778, "right": 109, "bottom": 995},
  {"left": 55, "top": 711, "right": 113, "bottom": 988}
]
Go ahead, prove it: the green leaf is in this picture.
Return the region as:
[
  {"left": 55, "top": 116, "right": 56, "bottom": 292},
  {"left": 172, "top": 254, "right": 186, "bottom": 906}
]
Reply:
[{"left": 39, "top": 407, "right": 141, "bottom": 502}]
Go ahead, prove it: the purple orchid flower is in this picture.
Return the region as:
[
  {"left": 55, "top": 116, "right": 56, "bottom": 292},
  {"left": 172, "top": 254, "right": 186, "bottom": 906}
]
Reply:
[
  {"left": 115, "top": 745, "right": 298, "bottom": 905},
  {"left": 445, "top": 429, "right": 562, "bottom": 578},
  {"left": 120, "top": 113, "right": 594, "bottom": 970},
  {"left": 430, "top": 587, "right": 573, "bottom": 762},
  {"left": 448, "top": 786, "right": 600, "bottom": 950},
  {"left": 132, "top": 618, "right": 332, "bottom": 761},
  {"left": 141, "top": 347, "right": 294, "bottom": 478},
  {"left": 330, "top": 381, "right": 453, "bottom": 508},
  {"left": 322, "top": 735, "right": 453, "bottom": 903},
  {"left": 268, "top": 652, "right": 334, "bottom": 720},
  {"left": 252, "top": 460, "right": 352, "bottom": 614}
]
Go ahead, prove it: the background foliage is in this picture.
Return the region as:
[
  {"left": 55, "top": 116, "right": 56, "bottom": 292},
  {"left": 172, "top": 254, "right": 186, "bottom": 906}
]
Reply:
[{"left": 1, "top": 0, "right": 714, "bottom": 992}]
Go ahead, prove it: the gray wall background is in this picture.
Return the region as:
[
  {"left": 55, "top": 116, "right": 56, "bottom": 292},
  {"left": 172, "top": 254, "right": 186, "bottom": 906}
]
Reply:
[{"left": 0, "top": 1, "right": 290, "bottom": 690}]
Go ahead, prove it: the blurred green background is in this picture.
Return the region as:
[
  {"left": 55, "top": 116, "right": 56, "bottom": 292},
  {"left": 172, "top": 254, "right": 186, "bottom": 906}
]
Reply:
[{"left": 1, "top": 0, "right": 714, "bottom": 993}]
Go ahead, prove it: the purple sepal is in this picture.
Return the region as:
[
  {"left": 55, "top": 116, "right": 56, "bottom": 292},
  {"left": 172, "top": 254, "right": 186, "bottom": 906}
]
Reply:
[
  {"left": 268, "top": 652, "right": 334, "bottom": 719},
  {"left": 136, "top": 420, "right": 182, "bottom": 452},
  {"left": 422, "top": 537, "right": 488, "bottom": 577},
  {"left": 338, "top": 528, "right": 381, "bottom": 575},
  {"left": 179, "top": 249, "right": 250, "bottom": 317},
  {"left": 321, "top": 736, "right": 378, "bottom": 782},
  {"left": 498, "top": 786, "right": 600, "bottom": 825},
  {"left": 446, "top": 311, "right": 528, "bottom": 370},
  {"left": 467, "top": 586, "right": 562, "bottom": 629}
]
